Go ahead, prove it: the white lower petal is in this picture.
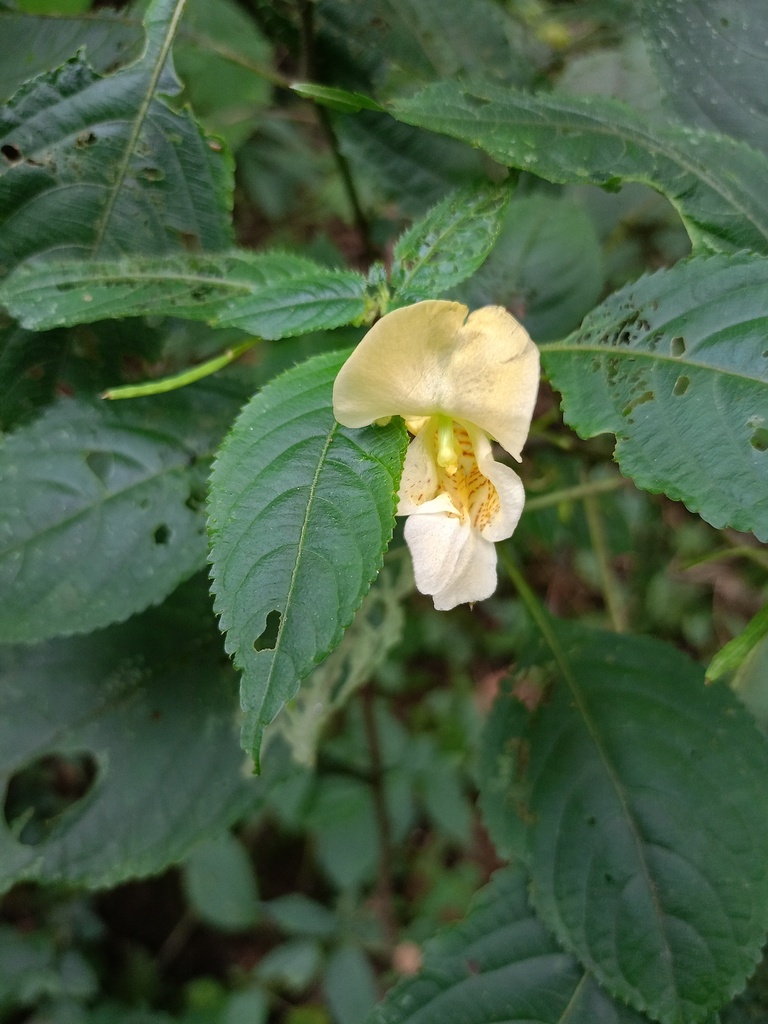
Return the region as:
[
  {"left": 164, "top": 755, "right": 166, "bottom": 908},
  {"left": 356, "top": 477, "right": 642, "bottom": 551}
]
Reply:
[
  {"left": 397, "top": 422, "right": 441, "bottom": 515},
  {"left": 469, "top": 428, "right": 525, "bottom": 542},
  {"left": 404, "top": 513, "right": 498, "bottom": 611}
]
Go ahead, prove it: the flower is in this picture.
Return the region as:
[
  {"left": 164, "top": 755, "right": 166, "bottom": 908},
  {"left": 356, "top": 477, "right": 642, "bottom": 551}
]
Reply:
[{"left": 333, "top": 300, "right": 539, "bottom": 610}]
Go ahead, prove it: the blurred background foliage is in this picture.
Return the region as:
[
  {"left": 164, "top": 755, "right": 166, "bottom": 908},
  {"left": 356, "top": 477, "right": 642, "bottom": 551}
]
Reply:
[{"left": 1, "top": 0, "right": 767, "bottom": 1021}]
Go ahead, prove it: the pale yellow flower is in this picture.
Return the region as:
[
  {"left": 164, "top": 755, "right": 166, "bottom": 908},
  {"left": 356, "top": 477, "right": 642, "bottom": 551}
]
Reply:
[{"left": 333, "top": 300, "right": 539, "bottom": 610}]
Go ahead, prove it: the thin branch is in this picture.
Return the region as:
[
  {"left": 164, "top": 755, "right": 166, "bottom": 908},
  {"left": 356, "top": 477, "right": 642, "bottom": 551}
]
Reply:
[
  {"left": 580, "top": 470, "right": 629, "bottom": 632},
  {"left": 523, "top": 475, "right": 626, "bottom": 513}
]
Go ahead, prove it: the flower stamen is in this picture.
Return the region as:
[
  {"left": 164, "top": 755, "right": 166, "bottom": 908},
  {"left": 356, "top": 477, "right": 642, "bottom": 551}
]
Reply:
[{"left": 436, "top": 415, "right": 459, "bottom": 476}]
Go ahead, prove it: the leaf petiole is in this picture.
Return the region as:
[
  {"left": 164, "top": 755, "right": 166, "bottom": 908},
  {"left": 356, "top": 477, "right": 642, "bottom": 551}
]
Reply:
[{"left": 102, "top": 339, "right": 258, "bottom": 400}]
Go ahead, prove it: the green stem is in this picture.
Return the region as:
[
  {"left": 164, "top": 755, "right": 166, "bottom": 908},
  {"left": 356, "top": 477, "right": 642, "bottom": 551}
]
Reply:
[
  {"left": 317, "top": 105, "right": 374, "bottom": 258},
  {"left": 523, "top": 475, "right": 625, "bottom": 513},
  {"left": 580, "top": 471, "right": 628, "bottom": 632},
  {"left": 708, "top": 602, "right": 768, "bottom": 685},
  {"left": 681, "top": 545, "right": 768, "bottom": 573},
  {"left": 498, "top": 546, "right": 576, "bottom": 687},
  {"left": 102, "top": 339, "right": 258, "bottom": 400}
]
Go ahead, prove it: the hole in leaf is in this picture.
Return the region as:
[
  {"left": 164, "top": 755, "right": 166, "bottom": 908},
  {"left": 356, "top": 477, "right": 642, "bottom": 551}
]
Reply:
[
  {"left": 85, "top": 450, "right": 112, "bottom": 485},
  {"left": 4, "top": 752, "right": 98, "bottom": 846},
  {"left": 751, "top": 428, "right": 768, "bottom": 453},
  {"left": 153, "top": 524, "right": 171, "bottom": 544},
  {"left": 185, "top": 487, "right": 206, "bottom": 513},
  {"left": 254, "top": 610, "right": 281, "bottom": 652},
  {"left": 138, "top": 166, "right": 165, "bottom": 182},
  {"left": 75, "top": 131, "right": 97, "bottom": 149},
  {"left": 673, "top": 374, "right": 690, "bottom": 396},
  {"left": 670, "top": 336, "right": 686, "bottom": 357},
  {"left": 1, "top": 143, "right": 21, "bottom": 163}
]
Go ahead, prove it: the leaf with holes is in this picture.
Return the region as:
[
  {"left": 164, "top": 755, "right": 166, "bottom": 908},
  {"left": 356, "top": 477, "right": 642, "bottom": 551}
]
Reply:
[
  {"left": 389, "top": 79, "right": 768, "bottom": 255},
  {"left": 0, "top": 576, "right": 257, "bottom": 893},
  {"left": 643, "top": 0, "right": 768, "bottom": 156},
  {"left": 0, "top": 251, "right": 368, "bottom": 337},
  {"left": 0, "top": 0, "right": 232, "bottom": 277},
  {"left": 208, "top": 350, "right": 406, "bottom": 766},
  {"left": 0, "top": 6, "right": 142, "bottom": 103},
  {"left": 367, "top": 866, "right": 650, "bottom": 1024},
  {"left": 0, "top": 377, "right": 247, "bottom": 643},
  {"left": 523, "top": 623, "right": 768, "bottom": 1024},
  {"left": 389, "top": 181, "right": 512, "bottom": 304},
  {"left": 542, "top": 252, "right": 768, "bottom": 541}
]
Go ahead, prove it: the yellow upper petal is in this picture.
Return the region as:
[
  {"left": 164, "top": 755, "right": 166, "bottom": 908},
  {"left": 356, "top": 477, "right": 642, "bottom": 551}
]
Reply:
[{"left": 332, "top": 300, "right": 540, "bottom": 459}]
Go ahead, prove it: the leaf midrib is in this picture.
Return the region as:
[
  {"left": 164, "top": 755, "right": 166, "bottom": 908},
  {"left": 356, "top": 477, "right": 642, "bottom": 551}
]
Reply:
[
  {"left": 513, "top": 591, "right": 680, "bottom": 1007},
  {"left": 262, "top": 422, "right": 339, "bottom": 697},
  {"left": 92, "top": 0, "right": 188, "bottom": 254},
  {"left": 542, "top": 339, "right": 768, "bottom": 387}
]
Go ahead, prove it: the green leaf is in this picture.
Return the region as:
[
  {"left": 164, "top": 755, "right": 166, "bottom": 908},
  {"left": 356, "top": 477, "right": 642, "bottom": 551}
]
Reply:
[
  {"left": 336, "top": 112, "right": 495, "bottom": 216},
  {"left": 525, "top": 623, "right": 768, "bottom": 1023},
  {"left": 457, "top": 194, "right": 604, "bottom": 342},
  {"left": 316, "top": 0, "right": 538, "bottom": 93},
  {"left": 0, "top": 7, "right": 142, "bottom": 103},
  {"left": 0, "top": 577, "right": 257, "bottom": 892},
  {"left": 255, "top": 938, "right": 323, "bottom": 992},
  {"left": 306, "top": 774, "right": 380, "bottom": 890},
  {"left": 706, "top": 603, "right": 768, "bottom": 684},
  {"left": 208, "top": 350, "right": 406, "bottom": 765},
  {"left": 389, "top": 79, "right": 768, "bottom": 255},
  {"left": 324, "top": 945, "right": 378, "bottom": 1024},
  {"left": 0, "top": 378, "right": 245, "bottom": 642},
  {"left": 643, "top": 0, "right": 768, "bottom": 155},
  {"left": 733, "top": 633, "right": 768, "bottom": 730},
  {"left": 0, "top": 925, "right": 97, "bottom": 1011},
  {"left": 264, "top": 894, "right": 337, "bottom": 938},
  {"left": 0, "top": 321, "right": 68, "bottom": 430},
  {"left": 390, "top": 181, "right": 512, "bottom": 303},
  {"left": 558, "top": 35, "right": 663, "bottom": 115},
  {"left": 541, "top": 252, "right": 768, "bottom": 542},
  {"left": 183, "top": 833, "right": 260, "bottom": 931},
  {"left": 291, "top": 83, "right": 384, "bottom": 114},
  {"left": 0, "top": 251, "right": 368, "bottom": 337},
  {"left": 0, "top": 0, "right": 232, "bottom": 277},
  {"left": 476, "top": 677, "right": 531, "bottom": 862},
  {"left": 175, "top": 0, "right": 273, "bottom": 149},
  {"left": 367, "top": 867, "right": 649, "bottom": 1024}
]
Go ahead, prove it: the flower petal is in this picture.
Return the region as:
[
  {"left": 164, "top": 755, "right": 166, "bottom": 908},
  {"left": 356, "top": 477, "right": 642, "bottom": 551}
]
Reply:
[
  {"left": 396, "top": 417, "right": 441, "bottom": 514},
  {"left": 404, "top": 512, "right": 498, "bottom": 610},
  {"left": 332, "top": 300, "right": 539, "bottom": 459},
  {"left": 469, "top": 429, "right": 525, "bottom": 542}
]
